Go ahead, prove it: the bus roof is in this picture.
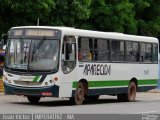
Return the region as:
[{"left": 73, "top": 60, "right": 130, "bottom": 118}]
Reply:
[{"left": 11, "top": 26, "right": 158, "bottom": 43}]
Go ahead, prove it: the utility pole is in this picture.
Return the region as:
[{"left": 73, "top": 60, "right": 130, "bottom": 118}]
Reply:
[{"left": 37, "top": 18, "right": 39, "bottom": 26}]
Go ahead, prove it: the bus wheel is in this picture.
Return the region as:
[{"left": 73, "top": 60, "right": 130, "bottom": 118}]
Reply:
[
  {"left": 72, "top": 82, "right": 85, "bottom": 105},
  {"left": 27, "top": 96, "right": 41, "bottom": 103},
  {"left": 128, "top": 81, "right": 137, "bottom": 102},
  {"left": 117, "top": 81, "right": 136, "bottom": 102}
]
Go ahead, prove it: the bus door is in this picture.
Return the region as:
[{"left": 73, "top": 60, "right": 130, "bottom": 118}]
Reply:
[{"left": 60, "top": 35, "right": 77, "bottom": 97}]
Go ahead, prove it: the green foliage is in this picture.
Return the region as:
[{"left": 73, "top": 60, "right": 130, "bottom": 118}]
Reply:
[
  {"left": 0, "top": 0, "right": 55, "bottom": 35},
  {"left": 49, "top": 0, "right": 91, "bottom": 27},
  {"left": 84, "top": 0, "right": 137, "bottom": 34},
  {"left": 0, "top": 0, "right": 160, "bottom": 37},
  {"left": 130, "top": 0, "right": 160, "bottom": 36}
]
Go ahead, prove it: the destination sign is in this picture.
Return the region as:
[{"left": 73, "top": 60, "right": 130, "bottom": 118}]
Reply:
[
  {"left": 25, "top": 29, "right": 55, "bottom": 37},
  {"left": 13, "top": 29, "right": 23, "bottom": 36},
  {"left": 11, "top": 28, "right": 60, "bottom": 38}
]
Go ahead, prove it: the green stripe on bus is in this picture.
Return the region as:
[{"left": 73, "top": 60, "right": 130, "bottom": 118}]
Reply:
[
  {"left": 33, "top": 75, "right": 40, "bottom": 82},
  {"left": 138, "top": 79, "right": 157, "bottom": 85},
  {"left": 72, "top": 79, "right": 157, "bottom": 88}
]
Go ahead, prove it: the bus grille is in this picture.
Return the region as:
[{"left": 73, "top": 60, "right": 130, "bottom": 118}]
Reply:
[
  {"left": 14, "top": 89, "right": 40, "bottom": 95},
  {"left": 14, "top": 81, "right": 42, "bottom": 86}
]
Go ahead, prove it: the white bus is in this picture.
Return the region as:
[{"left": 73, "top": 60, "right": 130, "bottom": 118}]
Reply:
[{"left": 3, "top": 26, "right": 158, "bottom": 105}]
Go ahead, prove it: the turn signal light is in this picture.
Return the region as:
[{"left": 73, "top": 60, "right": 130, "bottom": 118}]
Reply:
[{"left": 54, "top": 77, "right": 58, "bottom": 81}]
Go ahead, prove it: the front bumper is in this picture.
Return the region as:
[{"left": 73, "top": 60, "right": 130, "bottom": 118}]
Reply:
[{"left": 4, "top": 82, "right": 59, "bottom": 97}]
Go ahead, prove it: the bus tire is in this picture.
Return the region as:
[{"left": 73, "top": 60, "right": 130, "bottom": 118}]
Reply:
[
  {"left": 117, "top": 81, "right": 136, "bottom": 102},
  {"left": 71, "top": 82, "right": 85, "bottom": 105},
  {"left": 27, "top": 96, "right": 41, "bottom": 103},
  {"left": 128, "top": 81, "right": 137, "bottom": 102}
]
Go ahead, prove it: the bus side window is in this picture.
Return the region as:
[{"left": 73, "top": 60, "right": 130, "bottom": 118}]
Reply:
[
  {"left": 126, "top": 42, "right": 139, "bottom": 62},
  {"left": 140, "top": 43, "right": 152, "bottom": 63},
  {"left": 152, "top": 44, "right": 158, "bottom": 63},
  {"left": 78, "top": 37, "right": 93, "bottom": 61},
  {"left": 111, "top": 40, "right": 125, "bottom": 61}
]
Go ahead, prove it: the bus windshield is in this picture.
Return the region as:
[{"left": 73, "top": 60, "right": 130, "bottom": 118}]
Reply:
[{"left": 5, "top": 38, "right": 59, "bottom": 71}]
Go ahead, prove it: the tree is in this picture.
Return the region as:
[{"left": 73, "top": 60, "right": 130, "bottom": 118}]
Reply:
[
  {"left": 0, "top": 0, "right": 55, "bottom": 35},
  {"left": 81, "top": 0, "right": 137, "bottom": 34},
  {"left": 130, "top": 0, "right": 160, "bottom": 37},
  {"left": 48, "top": 0, "right": 91, "bottom": 27},
  {"left": 0, "top": 0, "right": 159, "bottom": 37}
]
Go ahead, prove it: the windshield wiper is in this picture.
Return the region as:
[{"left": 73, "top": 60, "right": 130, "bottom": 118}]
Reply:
[{"left": 32, "top": 36, "right": 46, "bottom": 54}]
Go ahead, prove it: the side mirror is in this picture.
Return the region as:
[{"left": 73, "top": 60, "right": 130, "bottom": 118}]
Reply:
[
  {"left": 2, "top": 34, "right": 8, "bottom": 44},
  {"left": 1, "top": 34, "right": 8, "bottom": 50}
]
